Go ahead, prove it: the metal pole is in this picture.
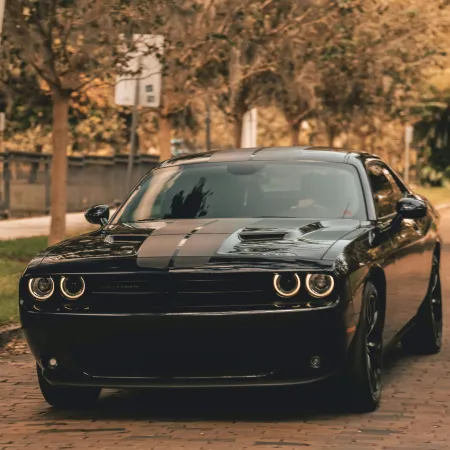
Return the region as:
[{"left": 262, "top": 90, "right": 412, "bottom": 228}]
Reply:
[
  {"left": 3, "top": 151, "right": 10, "bottom": 217},
  {"left": 404, "top": 141, "right": 410, "bottom": 183},
  {"left": 205, "top": 98, "right": 211, "bottom": 152},
  {"left": 404, "top": 125, "right": 413, "bottom": 184},
  {"left": 0, "top": 112, "right": 4, "bottom": 154},
  {"left": 126, "top": 57, "right": 141, "bottom": 191}
]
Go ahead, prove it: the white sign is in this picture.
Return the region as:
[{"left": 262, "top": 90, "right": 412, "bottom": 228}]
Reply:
[
  {"left": 241, "top": 108, "right": 257, "bottom": 148},
  {"left": 115, "top": 34, "right": 164, "bottom": 108}
]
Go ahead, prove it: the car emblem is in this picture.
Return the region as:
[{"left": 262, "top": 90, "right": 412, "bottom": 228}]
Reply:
[{"left": 105, "top": 236, "right": 114, "bottom": 244}]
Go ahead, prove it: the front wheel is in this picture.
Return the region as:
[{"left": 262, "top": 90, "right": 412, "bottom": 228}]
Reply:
[
  {"left": 37, "top": 364, "right": 101, "bottom": 409},
  {"left": 345, "top": 281, "right": 383, "bottom": 412}
]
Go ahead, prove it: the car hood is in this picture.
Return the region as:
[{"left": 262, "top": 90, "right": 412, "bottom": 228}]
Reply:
[{"left": 35, "top": 218, "right": 362, "bottom": 270}]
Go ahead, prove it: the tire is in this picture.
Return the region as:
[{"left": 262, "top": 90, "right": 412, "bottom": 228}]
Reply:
[
  {"left": 37, "top": 364, "right": 101, "bottom": 409},
  {"left": 402, "top": 254, "right": 443, "bottom": 355},
  {"left": 346, "top": 281, "right": 383, "bottom": 413}
]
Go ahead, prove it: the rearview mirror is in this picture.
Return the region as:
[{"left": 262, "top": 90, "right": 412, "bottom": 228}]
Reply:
[
  {"left": 85, "top": 204, "right": 110, "bottom": 226},
  {"left": 396, "top": 197, "right": 427, "bottom": 220}
]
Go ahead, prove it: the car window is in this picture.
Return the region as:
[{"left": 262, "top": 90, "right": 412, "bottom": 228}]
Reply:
[
  {"left": 384, "top": 166, "right": 410, "bottom": 195},
  {"left": 114, "top": 161, "right": 368, "bottom": 223},
  {"left": 367, "top": 163, "right": 403, "bottom": 218}
]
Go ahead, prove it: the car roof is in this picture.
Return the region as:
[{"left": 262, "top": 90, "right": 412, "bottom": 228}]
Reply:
[{"left": 158, "top": 146, "right": 381, "bottom": 167}]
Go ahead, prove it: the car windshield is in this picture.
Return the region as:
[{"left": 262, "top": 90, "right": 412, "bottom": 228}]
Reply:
[{"left": 114, "top": 161, "right": 367, "bottom": 223}]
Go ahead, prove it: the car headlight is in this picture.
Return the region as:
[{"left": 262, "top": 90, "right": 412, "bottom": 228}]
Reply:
[
  {"left": 28, "top": 277, "right": 55, "bottom": 301},
  {"left": 273, "top": 273, "right": 301, "bottom": 298},
  {"left": 60, "top": 276, "right": 86, "bottom": 300},
  {"left": 306, "top": 274, "right": 334, "bottom": 298}
]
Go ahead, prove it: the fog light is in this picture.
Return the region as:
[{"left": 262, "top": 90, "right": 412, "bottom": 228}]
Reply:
[
  {"left": 310, "top": 356, "right": 321, "bottom": 369},
  {"left": 48, "top": 358, "right": 58, "bottom": 369}
]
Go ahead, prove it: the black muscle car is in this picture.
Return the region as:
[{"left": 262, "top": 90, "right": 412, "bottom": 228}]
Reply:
[{"left": 20, "top": 147, "right": 443, "bottom": 412}]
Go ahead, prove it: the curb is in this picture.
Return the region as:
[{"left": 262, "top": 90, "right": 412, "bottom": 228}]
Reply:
[{"left": 0, "top": 325, "right": 22, "bottom": 348}]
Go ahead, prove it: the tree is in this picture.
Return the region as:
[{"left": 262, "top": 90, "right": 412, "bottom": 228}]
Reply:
[
  {"left": 152, "top": 0, "right": 264, "bottom": 157},
  {"left": 211, "top": 0, "right": 324, "bottom": 148},
  {"left": 4, "top": 0, "right": 162, "bottom": 245},
  {"left": 0, "top": 38, "right": 52, "bottom": 142},
  {"left": 315, "top": 0, "right": 450, "bottom": 148},
  {"left": 262, "top": 1, "right": 333, "bottom": 145}
]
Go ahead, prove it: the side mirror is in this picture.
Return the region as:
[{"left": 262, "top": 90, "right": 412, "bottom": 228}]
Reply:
[
  {"left": 396, "top": 197, "right": 427, "bottom": 220},
  {"left": 85, "top": 204, "right": 110, "bottom": 226}
]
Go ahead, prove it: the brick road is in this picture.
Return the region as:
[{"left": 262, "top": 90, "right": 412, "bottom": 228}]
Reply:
[{"left": 2, "top": 212, "right": 450, "bottom": 449}]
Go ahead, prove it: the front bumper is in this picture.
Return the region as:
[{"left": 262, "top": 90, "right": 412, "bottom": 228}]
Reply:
[{"left": 22, "top": 306, "right": 349, "bottom": 389}]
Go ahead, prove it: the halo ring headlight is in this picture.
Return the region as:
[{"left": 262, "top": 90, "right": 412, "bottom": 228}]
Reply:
[
  {"left": 273, "top": 273, "right": 301, "bottom": 298},
  {"left": 306, "top": 274, "right": 334, "bottom": 298},
  {"left": 60, "top": 276, "right": 86, "bottom": 300},
  {"left": 28, "top": 277, "right": 55, "bottom": 301}
]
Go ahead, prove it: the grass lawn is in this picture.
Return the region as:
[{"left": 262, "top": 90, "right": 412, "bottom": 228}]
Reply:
[
  {"left": 414, "top": 186, "right": 450, "bottom": 207},
  {"left": 0, "top": 236, "right": 49, "bottom": 326}
]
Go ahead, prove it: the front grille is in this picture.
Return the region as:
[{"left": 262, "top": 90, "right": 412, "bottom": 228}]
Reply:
[
  {"left": 82, "top": 272, "right": 279, "bottom": 313},
  {"left": 175, "top": 273, "right": 270, "bottom": 310}
]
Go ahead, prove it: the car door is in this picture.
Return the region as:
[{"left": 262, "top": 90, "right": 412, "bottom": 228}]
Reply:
[
  {"left": 366, "top": 162, "right": 431, "bottom": 343},
  {"left": 382, "top": 165, "right": 434, "bottom": 327}
]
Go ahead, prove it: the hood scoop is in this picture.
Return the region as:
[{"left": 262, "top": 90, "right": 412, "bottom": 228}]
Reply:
[
  {"left": 104, "top": 234, "right": 148, "bottom": 244},
  {"left": 238, "top": 222, "right": 325, "bottom": 242},
  {"left": 238, "top": 230, "right": 288, "bottom": 241}
]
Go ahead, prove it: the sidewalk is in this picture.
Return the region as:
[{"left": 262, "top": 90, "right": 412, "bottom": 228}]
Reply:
[{"left": 0, "top": 211, "right": 93, "bottom": 241}]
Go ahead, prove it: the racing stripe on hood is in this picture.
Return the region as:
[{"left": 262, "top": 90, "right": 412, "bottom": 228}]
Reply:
[
  {"left": 167, "top": 221, "right": 217, "bottom": 268},
  {"left": 136, "top": 218, "right": 258, "bottom": 269},
  {"left": 137, "top": 219, "right": 218, "bottom": 269},
  {"left": 173, "top": 218, "right": 260, "bottom": 268}
]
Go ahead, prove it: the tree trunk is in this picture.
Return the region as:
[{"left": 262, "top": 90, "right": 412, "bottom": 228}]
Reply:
[
  {"left": 327, "top": 126, "right": 336, "bottom": 147},
  {"left": 234, "top": 114, "right": 244, "bottom": 148},
  {"left": 48, "top": 91, "right": 70, "bottom": 247},
  {"left": 159, "top": 115, "right": 172, "bottom": 162},
  {"left": 290, "top": 122, "right": 301, "bottom": 146}
]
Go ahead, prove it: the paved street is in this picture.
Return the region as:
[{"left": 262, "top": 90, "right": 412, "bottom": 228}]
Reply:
[
  {"left": 0, "top": 212, "right": 91, "bottom": 241},
  {"left": 1, "top": 211, "right": 450, "bottom": 449},
  {"left": 0, "top": 209, "right": 119, "bottom": 241}
]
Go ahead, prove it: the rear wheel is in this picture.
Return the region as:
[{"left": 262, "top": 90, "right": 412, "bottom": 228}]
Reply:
[
  {"left": 402, "top": 254, "right": 442, "bottom": 355},
  {"left": 346, "top": 281, "right": 383, "bottom": 412},
  {"left": 37, "top": 364, "right": 101, "bottom": 409}
]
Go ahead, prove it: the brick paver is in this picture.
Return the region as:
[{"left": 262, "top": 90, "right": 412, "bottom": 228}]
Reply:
[{"left": 2, "top": 211, "right": 450, "bottom": 449}]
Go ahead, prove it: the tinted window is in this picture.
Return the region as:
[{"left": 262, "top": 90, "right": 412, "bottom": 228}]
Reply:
[
  {"left": 367, "top": 164, "right": 403, "bottom": 218},
  {"left": 114, "top": 161, "right": 367, "bottom": 223},
  {"left": 385, "top": 166, "right": 410, "bottom": 194}
]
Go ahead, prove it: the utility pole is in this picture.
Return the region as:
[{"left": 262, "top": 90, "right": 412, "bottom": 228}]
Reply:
[
  {"left": 404, "top": 124, "right": 413, "bottom": 184},
  {"left": 126, "top": 56, "right": 142, "bottom": 191}
]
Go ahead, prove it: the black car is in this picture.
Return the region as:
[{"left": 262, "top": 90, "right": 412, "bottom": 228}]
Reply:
[{"left": 20, "top": 147, "right": 442, "bottom": 412}]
